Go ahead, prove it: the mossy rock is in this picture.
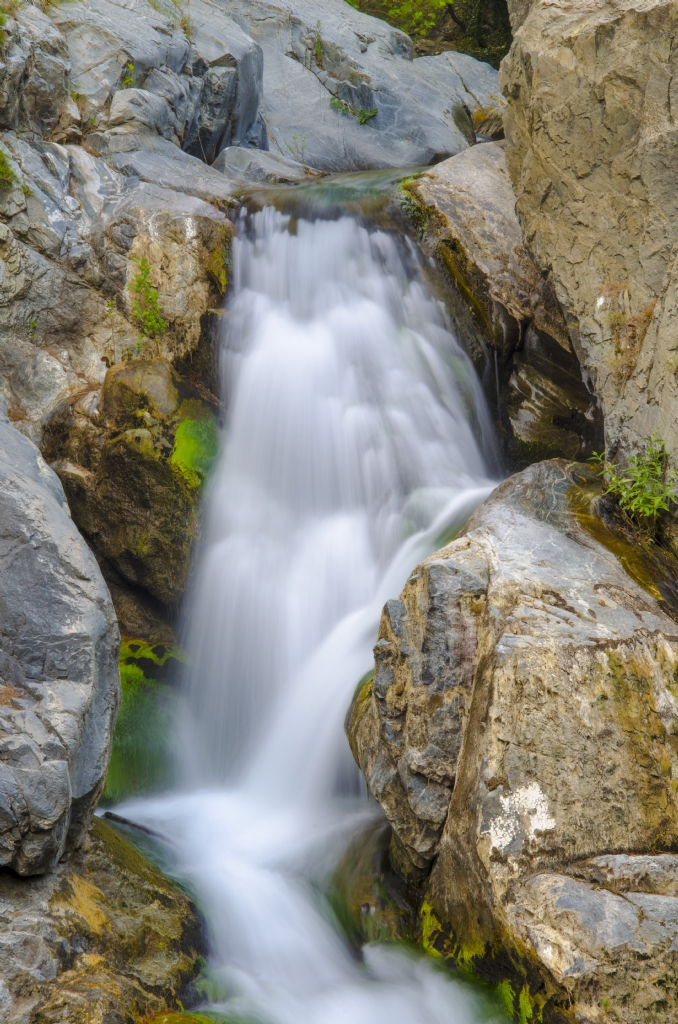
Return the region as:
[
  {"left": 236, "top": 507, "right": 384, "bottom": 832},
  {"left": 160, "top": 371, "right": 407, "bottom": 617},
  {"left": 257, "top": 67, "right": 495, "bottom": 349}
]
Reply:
[
  {"left": 1, "top": 816, "right": 206, "bottom": 1023},
  {"left": 51, "top": 357, "right": 219, "bottom": 606},
  {"left": 102, "top": 639, "right": 185, "bottom": 805}
]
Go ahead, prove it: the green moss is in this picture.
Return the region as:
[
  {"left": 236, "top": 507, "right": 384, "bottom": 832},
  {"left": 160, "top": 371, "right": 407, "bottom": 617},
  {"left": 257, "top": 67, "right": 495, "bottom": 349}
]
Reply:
[
  {"left": 0, "top": 147, "right": 17, "bottom": 190},
  {"left": 519, "top": 984, "right": 534, "bottom": 1024},
  {"left": 497, "top": 979, "right": 516, "bottom": 1018},
  {"left": 102, "top": 640, "right": 184, "bottom": 804},
  {"left": 170, "top": 416, "right": 218, "bottom": 489}
]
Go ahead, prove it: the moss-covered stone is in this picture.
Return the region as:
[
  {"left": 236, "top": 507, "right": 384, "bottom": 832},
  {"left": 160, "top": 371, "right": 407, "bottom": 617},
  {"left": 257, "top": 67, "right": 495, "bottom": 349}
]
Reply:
[
  {"left": 46, "top": 357, "right": 219, "bottom": 606},
  {"left": 0, "top": 817, "right": 206, "bottom": 1023},
  {"left": 102, "top": 639, "right": 185, "bottom": 805}
]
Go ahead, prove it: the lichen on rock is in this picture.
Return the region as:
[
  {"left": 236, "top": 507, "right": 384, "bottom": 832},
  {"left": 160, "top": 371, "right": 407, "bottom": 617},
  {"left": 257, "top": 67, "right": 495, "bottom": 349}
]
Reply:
[{"left": 349, "top": 458, "right": 678, "bottom": 1022}]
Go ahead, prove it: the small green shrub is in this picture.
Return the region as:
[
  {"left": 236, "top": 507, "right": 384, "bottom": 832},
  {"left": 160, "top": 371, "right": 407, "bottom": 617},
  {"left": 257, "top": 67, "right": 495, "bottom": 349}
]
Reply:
[
  {"left": 590, "top": 433, "right": 678, "bottom": 532},
  {"left": 121, "top": 61, "right": 135, "bottom": 88},
  {"left": 285, "top": 131, "right": 307, "bottom": 165},
  {"left": 314, "top": 19, "right": 323, "bottom": 67},
  {"left": 129, "top": 256, "right": 167, "bottom": 343},
  {"left": 0, "top": 148, "right": 17, "bottom": 190},
  {"left": 330, "top": 96, "right": 378, "bottom": 124}
]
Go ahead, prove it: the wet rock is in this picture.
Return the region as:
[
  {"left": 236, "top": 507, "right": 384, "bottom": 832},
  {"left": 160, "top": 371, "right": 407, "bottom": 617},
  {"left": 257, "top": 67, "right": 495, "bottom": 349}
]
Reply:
[
  {"left": 404, "top": 141, "right": 602, "bottom": 468},
  {"left": 500, "top": 0, "right": 678, "bottom": 466},
  {"left": 0, "top": 815, "right": 205, "bottom": 1023},
  {"left": 0, "top": 410, "right": 119, "bottom": 876},
  {"left": 45, "top": 357, "right": 219, "bottom": 606},
  {"left": 349, "top": 458, "right": 678, "bottom": 1021}
]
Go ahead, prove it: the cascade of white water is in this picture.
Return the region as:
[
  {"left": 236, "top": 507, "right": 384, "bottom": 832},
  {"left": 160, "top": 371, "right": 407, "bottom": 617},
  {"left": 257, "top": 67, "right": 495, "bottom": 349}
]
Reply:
[{"left": 127, "top": 204, "right": 502, "bottom": 1024}]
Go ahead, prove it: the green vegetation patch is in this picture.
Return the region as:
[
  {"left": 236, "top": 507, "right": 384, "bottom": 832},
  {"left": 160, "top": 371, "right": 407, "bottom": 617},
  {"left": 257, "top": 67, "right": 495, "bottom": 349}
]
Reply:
[
  {"left": 102, "top": 639, "right": 185, "bottom": 804},
  {"left": 170, "top": 415, "right": 219, "bottom": 489},
  {"left": 0, "top": 147, "right": 18, "bottom": 191}
]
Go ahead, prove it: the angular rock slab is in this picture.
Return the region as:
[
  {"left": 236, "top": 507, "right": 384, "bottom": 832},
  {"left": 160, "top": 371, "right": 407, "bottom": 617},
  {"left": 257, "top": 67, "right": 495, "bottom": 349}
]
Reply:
[
  {"left": 350, "top": 459, "right": 678, "bottom": 1020},
  {"left": 0, "top": 410, "right": 119, "bottom": 875}
]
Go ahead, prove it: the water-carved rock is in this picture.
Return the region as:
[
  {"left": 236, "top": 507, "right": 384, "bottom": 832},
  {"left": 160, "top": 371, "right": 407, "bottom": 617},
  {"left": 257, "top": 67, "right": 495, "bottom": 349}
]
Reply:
[
  {"left": 0, "top": 408, "right": 119, "bottom": 876},
  {"left": 349, "top": 458, "right": 678, "bottom": 1022},
  {"left": 403, "top": 141, "right": 603, "bottom": 468}
]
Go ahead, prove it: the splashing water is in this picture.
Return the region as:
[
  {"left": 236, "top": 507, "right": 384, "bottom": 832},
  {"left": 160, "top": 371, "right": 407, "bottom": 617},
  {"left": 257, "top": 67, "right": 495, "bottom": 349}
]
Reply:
[{"left": 125, "top": 206, "right": 502, "bottom": 1024}]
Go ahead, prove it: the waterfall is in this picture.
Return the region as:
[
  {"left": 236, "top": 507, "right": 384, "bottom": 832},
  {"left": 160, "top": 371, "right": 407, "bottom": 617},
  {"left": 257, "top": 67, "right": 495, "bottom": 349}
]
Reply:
[{"left": 126, "top": 203, "right": 501, "bottom": 1024}]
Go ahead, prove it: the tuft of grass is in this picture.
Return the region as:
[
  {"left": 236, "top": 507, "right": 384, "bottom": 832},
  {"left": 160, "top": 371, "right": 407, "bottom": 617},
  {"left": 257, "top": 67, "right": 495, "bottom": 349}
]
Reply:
[
  {"left": 0, "top": 148, "right": 17, "bottom": 191},
  {"left": 314, "top": 19, "right": 323, "bottom": 68},
  {"left": 206, "top": 248, "right": 227, "bottom": 294},
  {"left": 590, "top": 433, "right": 678, "bottom": 535}
]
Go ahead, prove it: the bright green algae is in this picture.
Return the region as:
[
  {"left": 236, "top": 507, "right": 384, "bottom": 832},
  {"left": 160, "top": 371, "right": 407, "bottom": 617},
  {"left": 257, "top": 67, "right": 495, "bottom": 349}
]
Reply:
[{"left": 102, "top": 639, "right": 185, "bottom": 804}]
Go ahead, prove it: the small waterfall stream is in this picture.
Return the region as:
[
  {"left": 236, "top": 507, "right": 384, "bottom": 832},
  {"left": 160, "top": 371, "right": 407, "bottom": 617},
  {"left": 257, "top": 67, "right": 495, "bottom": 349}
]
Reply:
[{"left": 126, "top": 196, "right": 502, "bottom": 1024}]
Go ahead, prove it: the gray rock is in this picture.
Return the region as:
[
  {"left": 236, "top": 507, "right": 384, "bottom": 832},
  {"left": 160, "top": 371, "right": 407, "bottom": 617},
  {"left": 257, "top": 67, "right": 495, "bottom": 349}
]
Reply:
[
  {"left": 227, "top": 0, "right": 505, "bottom": 171},
  {"left": 212, "top": 144, "right": 311, "bottom": 182},
  {"left": 349, "top": 458, "right": 678, "bottom": 1021},
  {"left": 406, "top": 141, "right": 603, "bottom": 465},
  {"left": 88, "top": 126, "right": 237, "bottom": 204},
  {"left": 0, "top": 412, "right": 119, "bottom": 875}
]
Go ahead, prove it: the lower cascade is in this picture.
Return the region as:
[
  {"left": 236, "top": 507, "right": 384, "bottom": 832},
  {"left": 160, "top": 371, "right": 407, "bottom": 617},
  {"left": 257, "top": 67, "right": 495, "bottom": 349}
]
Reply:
[{"left": 126, "top": 207, "right": 499, "bottom": 1022}]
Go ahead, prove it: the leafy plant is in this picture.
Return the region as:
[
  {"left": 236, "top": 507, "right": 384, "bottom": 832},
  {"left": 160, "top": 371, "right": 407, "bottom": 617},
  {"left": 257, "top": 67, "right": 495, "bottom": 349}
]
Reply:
[
  {"left": 121, "top": 62, "right": 135, "bottom": 88},
  {"left": 129, "top": 257, "right": 167, "bottom": 346},
  {"left": 0, "top": 148, "right": 17, "bottom": 191},
  {"left": 330, "top": 96, "right": 378, "bottom": 124},
  {"left": 589, "top": 433, "right": 678, "bottom": 532},
  {"left": 28, "top": 316, "right": 38, "bottom": 338}
]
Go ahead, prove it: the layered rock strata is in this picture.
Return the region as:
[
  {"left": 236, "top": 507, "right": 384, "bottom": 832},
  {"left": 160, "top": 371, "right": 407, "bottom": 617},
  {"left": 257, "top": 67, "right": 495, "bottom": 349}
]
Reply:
[
  {"left": 349, "top": 459, "right": 678, "bottom": 1022},
  {"left": 501, "top": 0, "right": 678, "bottom": 465},
  {"left": 405, "top": 141, "right": 603, "bottom": 467},
  {"left": 0, "top": 408, "right": 119, "bottom": 875}
]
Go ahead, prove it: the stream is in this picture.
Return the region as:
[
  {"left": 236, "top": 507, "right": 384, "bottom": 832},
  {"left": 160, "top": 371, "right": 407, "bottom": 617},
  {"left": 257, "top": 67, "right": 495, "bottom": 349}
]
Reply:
[{"left": 119, "top": 174, "right": 502, "bottom": 1024}]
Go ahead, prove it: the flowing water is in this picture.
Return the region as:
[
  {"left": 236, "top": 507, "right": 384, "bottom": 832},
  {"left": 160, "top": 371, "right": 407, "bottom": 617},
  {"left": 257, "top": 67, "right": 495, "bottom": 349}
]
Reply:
[{"left": 123, "top": 188, "right": 503, "bottom": 1024}]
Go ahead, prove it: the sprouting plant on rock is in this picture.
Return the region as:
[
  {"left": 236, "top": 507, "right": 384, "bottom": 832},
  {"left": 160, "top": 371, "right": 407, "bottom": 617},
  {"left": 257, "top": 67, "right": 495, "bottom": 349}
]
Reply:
[
  {"left": 314, "top": 20, "right": 323, "bottom": 68},
  {"left": 129, "top": 257, "right": 167, "bottom": 351},
  {"left": 590, "top": 433, "right": 678, "bottom": 535},
  {"left": 0, "top": 148, "right": 17, "bottom": 190},
  {"left": 285, "top": 132, "right": 308, "bottom": 167},
  {"left": 330, "top": 96, "right": 377, "bottom": 124},
  {"left": 121, "top": 62, "right": 135, "bottom": 88}
]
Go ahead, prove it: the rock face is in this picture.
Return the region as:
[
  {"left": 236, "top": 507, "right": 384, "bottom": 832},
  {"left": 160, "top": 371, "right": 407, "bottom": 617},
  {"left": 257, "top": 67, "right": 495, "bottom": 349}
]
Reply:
[
  {"left": 43, "top": 357, "right": 218, "bottom": 607},
  {"left": 0, "top": 815, "right": 205, "bottom": 1023},
  {"left": 349, "top": 459, "right": 678, "bottom": 1022},
  {"left": 500, "top": 0, "right": 678, "bottom": 465},
  {"left": 404, "top": 142, "right": 603, "bottom": 468},
  {"left": 226, "top": 0, "right": 506, "bottom": 171},
  {"left": 0, "top": 409, "right": 119, "bottom": 876}
]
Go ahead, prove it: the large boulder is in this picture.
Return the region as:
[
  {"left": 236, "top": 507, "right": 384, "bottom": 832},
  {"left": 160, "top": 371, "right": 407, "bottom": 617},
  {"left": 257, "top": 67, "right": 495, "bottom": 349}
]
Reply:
[
  {"left": 404, "top": 141, "right": 603, "bottom": 468},
  {"left": 500, "top": 0, "right": 678, "bottom": 466},
  {"left": 0, "top": 815, "right": 205, "bottom": 1022},
  {"left": 0, "top": 136, "right": 230, "bottom": 443},
  {"left": 349, "top": 459, "right": 678, "bottom": 1022},
  {"left": 0, "top": 409, "right": 119, "bottom": 876},
  {"left": 227, "top": 0, "right": 506, "bottom": 171},
  {"left": 45, "top": 357, "right": 218, "bottom": 607}
]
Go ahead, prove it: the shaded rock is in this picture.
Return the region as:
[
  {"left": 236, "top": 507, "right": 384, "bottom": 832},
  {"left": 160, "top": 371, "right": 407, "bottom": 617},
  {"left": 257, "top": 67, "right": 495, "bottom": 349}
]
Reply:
[
  {"left": 500, "top": 0, "right": 678, "bottom": 466},
  {"left": 0, "top": 815, "right": 205, "bottom": 1023},
  {"left": 404, "top": 141, "right": 602, "bottom": 468},
  {"left": 0, "top": 411, "right": 119, "bottom": 876},
  {"left": 228, "top": 0, "right": 506, "bottom": 171},
  {"left": 45, "top": 357, "right": 219, "bottom": 606},
  {"left": 349, "top": 458, "right": 678, "bottom": 1021}
]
